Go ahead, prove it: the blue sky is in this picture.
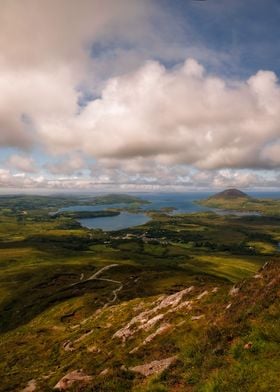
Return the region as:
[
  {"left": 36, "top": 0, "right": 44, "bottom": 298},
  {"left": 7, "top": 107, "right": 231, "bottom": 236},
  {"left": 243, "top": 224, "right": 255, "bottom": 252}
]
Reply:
[{"left": 0, "top": 0, "right": 279, "bottom": 192}]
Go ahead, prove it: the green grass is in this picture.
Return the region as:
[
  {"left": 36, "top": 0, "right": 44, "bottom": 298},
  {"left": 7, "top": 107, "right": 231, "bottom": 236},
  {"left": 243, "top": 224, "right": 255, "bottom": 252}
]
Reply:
[
  {"left": 188, "top": 255, "right": 263, "bottom": 282},
  {"left": 0, "top": 198, "right": 279, "bottom": 391},
  {"left": 199, "top": 196, "right": 280, "bottom": 217}
]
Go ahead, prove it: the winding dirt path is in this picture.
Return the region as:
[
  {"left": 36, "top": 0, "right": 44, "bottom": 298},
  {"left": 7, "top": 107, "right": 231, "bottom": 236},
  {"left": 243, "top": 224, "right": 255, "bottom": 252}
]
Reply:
[
  {"left": 87, "top": 264, "right": 118, "bottom": 280},
  {"left": 69, "top": 264, "right": 123, "bottom": 305},
  {"left": 69, "top": 264, "right": 118, "bottom": 287}
]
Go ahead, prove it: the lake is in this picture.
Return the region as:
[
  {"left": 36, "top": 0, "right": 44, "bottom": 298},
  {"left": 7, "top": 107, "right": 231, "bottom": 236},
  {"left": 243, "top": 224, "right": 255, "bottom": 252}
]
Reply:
[
  {"left": 59, "top": 191, "right": 280, "bottom": 231},
  {"left": 77, "top": 211, "right": 150, "bottom": 231},
  {"left": 59, "top": 192, "right": 211, "bottom": 231}
]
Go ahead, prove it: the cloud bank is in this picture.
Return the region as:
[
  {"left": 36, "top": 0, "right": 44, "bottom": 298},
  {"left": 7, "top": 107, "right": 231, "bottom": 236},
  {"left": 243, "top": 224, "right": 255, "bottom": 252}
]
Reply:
[
  {"left": 0, "top": 0, "right": 279, "bottom": 191},
  {"left": 42, "top": 59, "right": 279, "bottom": 170}
]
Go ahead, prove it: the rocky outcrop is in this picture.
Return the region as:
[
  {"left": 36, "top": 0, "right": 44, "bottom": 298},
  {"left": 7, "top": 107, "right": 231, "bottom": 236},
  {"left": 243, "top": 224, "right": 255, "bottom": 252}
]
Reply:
[
  {"left": 54, "top": 369, "right": 92, "bottom": 390},
  {"left": 229, "top": 286, "right": 239, "bottom": 296},
  {"left": 130, "top": 356, "right": 178, "bottom": 377},
  {"left": 191, "top": 314, "right": 205, "bottom": 321},
  {"left": 130, "top": 323, "right": 172, "bottom": 353},
  {"left": 197, "top": 290, "right": 208, "bottom": 300},
  {"left": 21, "top": 380, "right": 36, "bottom": 392},
  {"left": 113, "top": 287, "right": 194, "bottom": 342}
]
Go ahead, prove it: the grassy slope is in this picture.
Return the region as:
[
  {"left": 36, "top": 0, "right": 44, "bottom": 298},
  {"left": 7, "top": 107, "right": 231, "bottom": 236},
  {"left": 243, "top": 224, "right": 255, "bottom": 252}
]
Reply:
[
  {"left": 198, "top": 195, "right": 280, "bottom": 216},
  {"left": 0, "top": 201, "right": 279, "bottom": 391},
  {"left": 0, "top": 262, "right": 279, "bottom": 392}
]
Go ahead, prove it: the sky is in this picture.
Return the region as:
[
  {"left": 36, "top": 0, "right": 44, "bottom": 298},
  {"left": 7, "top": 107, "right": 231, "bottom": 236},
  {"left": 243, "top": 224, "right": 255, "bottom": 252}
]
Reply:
[{"left": 0, "top": 0, "right": 279, "bottom": 193}]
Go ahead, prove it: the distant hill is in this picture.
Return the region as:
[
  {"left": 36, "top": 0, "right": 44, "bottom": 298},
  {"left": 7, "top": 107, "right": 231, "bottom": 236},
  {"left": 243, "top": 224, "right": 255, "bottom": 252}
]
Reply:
[
  {"left": 209, "top": 188, "right": 251, "bottom": 200},
  {"left": 91, "top": 193, "right": 148, "bottom": 205},
  {"left": 198, "top": 188, "right": 280, "bottom": 216},
  {"left": 198, "top": 188, "right": 252, "bottom": 211}
]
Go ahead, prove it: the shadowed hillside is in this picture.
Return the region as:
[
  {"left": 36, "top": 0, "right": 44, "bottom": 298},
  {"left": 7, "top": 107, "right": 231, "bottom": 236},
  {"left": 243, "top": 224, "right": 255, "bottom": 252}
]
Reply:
[{"left": 208, "top": 188, "right": 251, "bottom": 200}]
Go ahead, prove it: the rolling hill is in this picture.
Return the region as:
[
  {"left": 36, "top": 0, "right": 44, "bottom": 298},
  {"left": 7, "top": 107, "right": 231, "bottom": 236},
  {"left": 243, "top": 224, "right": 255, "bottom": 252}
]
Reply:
[
  {"left": 208, "top": 188, "right": 251, "bottom": 200},
  {"left": 199, "top": 189, "right": 280, "bottom": 216}
]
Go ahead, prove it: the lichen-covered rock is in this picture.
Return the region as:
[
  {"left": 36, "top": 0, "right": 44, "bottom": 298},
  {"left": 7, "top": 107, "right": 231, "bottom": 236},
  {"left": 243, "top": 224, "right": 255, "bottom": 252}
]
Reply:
[
  {"left": 113, "top": 287, "right": 193, "bottom": 342},
  {"left": 197, "top": 290, "right": 208, "bottom": 300},
  {"left": 229, "top": 286, "right": 239, "bottom": 296},
  {"left": 21, "top": 379, "right": 36, "bottom": 392},
  {"left": 130, "top": 356, "right": 177, "bottom": 377},
  {"left": 54, "top": 369, "right": 92, "bottom": 390}
]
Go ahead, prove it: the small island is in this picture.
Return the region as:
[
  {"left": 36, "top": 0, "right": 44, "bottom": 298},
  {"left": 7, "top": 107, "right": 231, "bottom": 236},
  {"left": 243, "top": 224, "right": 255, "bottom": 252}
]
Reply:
[
  {"left": 198, "top": 188, "right": 280, "bottom": 216},
  {"left": 0, "top": 193, "right": 148, "bottom": 213},
  {"left": 89, "top": 193, "right": 149, "bottom": 206}
]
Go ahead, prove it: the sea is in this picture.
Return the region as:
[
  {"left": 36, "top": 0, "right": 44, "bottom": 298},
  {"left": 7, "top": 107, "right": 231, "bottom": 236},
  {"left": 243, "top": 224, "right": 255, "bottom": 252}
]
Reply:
[{"left": 58, "top": 191, "right": 280, "bottom": 232}]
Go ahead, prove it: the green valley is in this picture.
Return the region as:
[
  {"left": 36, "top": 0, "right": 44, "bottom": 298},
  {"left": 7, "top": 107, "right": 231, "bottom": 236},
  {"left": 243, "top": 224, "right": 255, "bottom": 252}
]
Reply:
[{"left": 0, "top": 193, "right": 279, "bottom": 391}]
